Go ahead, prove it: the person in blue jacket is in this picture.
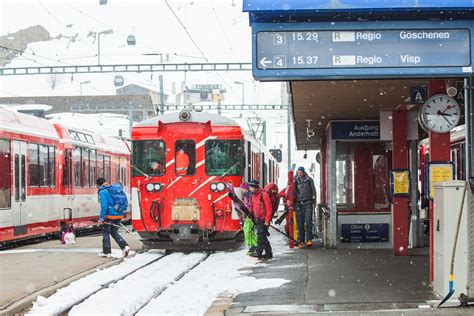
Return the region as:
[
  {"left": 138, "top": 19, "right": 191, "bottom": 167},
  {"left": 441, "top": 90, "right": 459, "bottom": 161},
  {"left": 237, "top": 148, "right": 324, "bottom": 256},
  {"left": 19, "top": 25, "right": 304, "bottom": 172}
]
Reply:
[{"left": 96, "top": 177, "right": 130, "bottom": 258}]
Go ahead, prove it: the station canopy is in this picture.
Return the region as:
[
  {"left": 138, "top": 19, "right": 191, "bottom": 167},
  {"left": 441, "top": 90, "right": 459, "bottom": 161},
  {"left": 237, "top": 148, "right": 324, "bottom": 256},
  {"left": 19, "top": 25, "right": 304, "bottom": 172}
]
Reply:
[{"left": 244, "top": 0, "right": 474, "bottom": 150}]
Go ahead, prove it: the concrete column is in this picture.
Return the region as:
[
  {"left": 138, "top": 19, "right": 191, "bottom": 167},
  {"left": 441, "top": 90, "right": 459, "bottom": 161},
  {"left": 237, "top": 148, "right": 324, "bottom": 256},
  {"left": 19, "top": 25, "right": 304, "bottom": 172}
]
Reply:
[{"left": 391, "top": 109, "right": 409, "bottom": 256}]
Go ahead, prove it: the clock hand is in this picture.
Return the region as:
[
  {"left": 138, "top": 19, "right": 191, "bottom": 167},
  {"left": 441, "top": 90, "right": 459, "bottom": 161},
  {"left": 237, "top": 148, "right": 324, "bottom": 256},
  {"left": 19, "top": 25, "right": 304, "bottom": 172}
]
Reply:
[
  {"left": 441, "top": 114, "right": 451, "bottom": 125},
  {"left": 439, "top": 112, "right": 452, "bottom": 117}
]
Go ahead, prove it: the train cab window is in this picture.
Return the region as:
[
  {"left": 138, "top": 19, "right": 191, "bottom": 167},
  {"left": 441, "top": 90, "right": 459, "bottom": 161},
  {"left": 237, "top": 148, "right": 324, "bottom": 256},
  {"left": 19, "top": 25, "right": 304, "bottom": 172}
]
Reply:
[
  {"left": 132, "top": 140, "right": 165, "bottom": 176},
  {"left": 175, "top": 140, "right": 195, "bottom": 176},
  {"left": 0, "top": 139, "right": 11, "bottom": 209},
  {"left": 205, "top": 140, "right": 242, "bottom": 176}
]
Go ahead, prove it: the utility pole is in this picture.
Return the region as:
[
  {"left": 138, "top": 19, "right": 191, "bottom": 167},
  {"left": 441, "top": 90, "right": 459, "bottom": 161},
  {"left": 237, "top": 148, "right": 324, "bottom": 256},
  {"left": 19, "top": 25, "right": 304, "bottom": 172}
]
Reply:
[
  {"left": 159, "top": 74, "right": 164, "bottom": 115},
  {"left": 128, "top": 101, "right": 133, "bottom": 137}
]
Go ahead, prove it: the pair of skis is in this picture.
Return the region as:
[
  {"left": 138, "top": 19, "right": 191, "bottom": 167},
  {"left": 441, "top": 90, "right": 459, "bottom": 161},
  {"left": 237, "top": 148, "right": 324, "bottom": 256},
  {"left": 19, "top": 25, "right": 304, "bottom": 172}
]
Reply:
[{"left": 226, "top": 183, "right": 297, "bottom": 244}]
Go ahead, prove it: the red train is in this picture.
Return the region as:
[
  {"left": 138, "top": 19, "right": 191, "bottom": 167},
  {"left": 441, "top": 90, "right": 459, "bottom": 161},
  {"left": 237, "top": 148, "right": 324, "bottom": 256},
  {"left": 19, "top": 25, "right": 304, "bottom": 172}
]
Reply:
[
  {"left": 131, "top": 110, "right": 278, "bottom": 249},
  {"left": 0, "top": 108, "right": 130, "bottom": 245}
]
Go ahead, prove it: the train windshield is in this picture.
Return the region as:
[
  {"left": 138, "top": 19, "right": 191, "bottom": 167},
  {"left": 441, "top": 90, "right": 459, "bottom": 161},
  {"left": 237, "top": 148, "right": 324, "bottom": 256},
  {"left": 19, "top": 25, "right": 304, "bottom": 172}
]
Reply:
[
  {"left": 205, "top": 140, "right": 242, "bottom": 176},
  {"left": 132, "top": 140, "right": 166, "bottom": 176}
]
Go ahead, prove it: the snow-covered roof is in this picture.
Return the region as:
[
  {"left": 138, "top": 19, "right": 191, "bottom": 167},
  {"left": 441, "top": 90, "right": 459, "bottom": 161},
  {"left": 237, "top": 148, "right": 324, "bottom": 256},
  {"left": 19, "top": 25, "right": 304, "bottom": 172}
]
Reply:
[
  {"left": 135, "top": 111, "right": 240, "bottom": 127},
  {"left": 0, "top": 108, "right": 59, "bottom": 140}
]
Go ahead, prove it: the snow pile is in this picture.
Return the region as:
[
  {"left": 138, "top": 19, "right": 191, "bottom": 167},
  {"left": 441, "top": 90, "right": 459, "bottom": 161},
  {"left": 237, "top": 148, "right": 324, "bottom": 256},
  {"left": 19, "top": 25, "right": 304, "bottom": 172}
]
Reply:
[
  {"left": 27, "top": 251, "right": 164, "bottom": 315},
  {"left": 138, "top": 250, "right": 289, "bottom": 315}
]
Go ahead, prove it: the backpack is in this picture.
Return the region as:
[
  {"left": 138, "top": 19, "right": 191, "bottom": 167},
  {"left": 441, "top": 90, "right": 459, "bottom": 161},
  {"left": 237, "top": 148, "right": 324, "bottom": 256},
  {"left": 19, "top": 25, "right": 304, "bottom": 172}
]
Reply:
[
  {"left": 262, "top": 182, "right": 279, "bottom": 217},
  {"left": 106, "top": 183, "right": 128, "bottom": 213}
]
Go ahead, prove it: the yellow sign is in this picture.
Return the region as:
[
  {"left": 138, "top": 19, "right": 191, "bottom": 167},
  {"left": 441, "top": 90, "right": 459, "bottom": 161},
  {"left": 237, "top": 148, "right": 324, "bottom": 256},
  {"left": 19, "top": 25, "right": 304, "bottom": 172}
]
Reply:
[
  {"left": 392, "top": 170, "right": 410, "bottom": 195},
  {"left": 429, "top": 164, "right": 453, "bottom": 198}
]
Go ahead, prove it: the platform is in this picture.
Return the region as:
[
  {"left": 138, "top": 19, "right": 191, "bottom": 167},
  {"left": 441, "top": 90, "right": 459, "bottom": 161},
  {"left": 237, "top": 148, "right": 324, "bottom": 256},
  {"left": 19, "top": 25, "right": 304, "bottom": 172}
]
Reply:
[
  {"left": 222, "top": 232, "right": 473, "bottom": 315},
  {"left": 0, "top": 228, "right": 143, "bottom": 315}
]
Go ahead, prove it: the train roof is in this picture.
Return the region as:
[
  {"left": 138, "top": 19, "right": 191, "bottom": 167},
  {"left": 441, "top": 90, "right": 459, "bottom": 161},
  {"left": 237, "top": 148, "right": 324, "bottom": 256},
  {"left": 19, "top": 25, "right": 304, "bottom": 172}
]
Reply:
[
  {"left": 0, "top": 108, "right": 59, "bottom": 140},
  {"left": 419, "top": 124, "right": 465, "bottom": 147},
  {"left": 134, "top": 111, "right": 240, "bottom": 128}
]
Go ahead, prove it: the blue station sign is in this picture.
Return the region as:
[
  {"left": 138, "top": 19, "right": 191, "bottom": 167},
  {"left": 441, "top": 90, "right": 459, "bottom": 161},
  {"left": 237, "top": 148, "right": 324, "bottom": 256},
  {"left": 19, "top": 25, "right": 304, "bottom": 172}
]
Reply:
[
  {"left": 341, "top": 223, "right": 389, "bottom": 243},
  {"left": 251, "top": 21, "right": 474, "bottom": 80},
  {"left": 331, "top": 121, "right": 380, "bottom": 140}
]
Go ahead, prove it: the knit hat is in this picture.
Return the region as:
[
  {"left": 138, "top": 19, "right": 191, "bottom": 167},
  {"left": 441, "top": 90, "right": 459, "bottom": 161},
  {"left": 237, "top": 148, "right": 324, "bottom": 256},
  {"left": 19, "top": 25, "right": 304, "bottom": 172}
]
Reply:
[
  {"left": 248, "top": 180, "right": 259, "bottom": 188},
  {"left": 297, "top": 166, "right": 305, "bottom": 172},
  {"left": 96, "top": 177, "right": 106, "bottom": 186},
  {"left": 240, "top": 182, "right": 249, "bottom": 190}
]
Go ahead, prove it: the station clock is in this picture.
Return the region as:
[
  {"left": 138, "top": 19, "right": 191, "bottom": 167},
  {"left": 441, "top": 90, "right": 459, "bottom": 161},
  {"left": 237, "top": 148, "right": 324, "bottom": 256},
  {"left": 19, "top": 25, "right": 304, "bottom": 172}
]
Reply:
[{"left": 419, "top": 94, "right": 460, "bottom": 133}]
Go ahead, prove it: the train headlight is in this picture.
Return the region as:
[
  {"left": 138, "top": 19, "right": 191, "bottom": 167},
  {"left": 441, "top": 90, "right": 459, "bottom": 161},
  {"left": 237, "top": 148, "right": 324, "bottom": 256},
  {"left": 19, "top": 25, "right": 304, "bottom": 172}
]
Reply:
[
  {"left": 146, "top": 183, "right": 163, "bottom": 192},
  {"left": 216, "top": 182, "right": 226, "bottom": 191},
  {"left": 210, "top": 183, "right": 218, "bottom": 191}
]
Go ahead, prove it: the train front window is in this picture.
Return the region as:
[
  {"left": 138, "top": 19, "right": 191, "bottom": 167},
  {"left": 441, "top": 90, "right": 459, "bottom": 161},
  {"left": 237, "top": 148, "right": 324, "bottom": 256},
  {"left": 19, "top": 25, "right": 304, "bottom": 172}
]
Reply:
[
  {"left": 132, "top": 140, "right": 166, "bottom": 176},
  {"left": 205, "top": 140, "right": 242, "bottom": 176}
]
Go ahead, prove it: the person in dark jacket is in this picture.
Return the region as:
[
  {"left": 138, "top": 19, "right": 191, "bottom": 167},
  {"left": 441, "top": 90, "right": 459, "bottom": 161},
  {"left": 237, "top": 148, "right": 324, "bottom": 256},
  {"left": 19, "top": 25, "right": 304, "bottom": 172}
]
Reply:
[
  {"left": 248, "top": 180, "right": 273, "bottom": 259},
  {"left": 294, "top": 167, "right": 317, "bottom": 248},
  {"left": 97, "top": 177, "right": 130, "bottom": 258}
]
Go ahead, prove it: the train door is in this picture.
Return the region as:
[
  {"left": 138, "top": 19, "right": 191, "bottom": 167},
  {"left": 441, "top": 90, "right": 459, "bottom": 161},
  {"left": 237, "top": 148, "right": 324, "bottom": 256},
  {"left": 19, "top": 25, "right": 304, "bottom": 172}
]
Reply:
[{"left": 12, "top": 140, "right": 27, "bottom": 235}]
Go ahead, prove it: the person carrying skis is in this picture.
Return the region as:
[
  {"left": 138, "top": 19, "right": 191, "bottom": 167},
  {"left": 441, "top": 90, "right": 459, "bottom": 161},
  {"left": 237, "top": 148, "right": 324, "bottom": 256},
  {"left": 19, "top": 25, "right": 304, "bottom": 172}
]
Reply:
[
  {"left": 294, "top": 166, "right": 317, "bottom": 248},
  {"left": 97, "top": 177, "right": 130, "bottom": 258},
  {"left": 239, "top": 182, "right": 257, "bottom": 255},
  {"left": 248, "top": 180, "right": 273, "bottom": 259}
]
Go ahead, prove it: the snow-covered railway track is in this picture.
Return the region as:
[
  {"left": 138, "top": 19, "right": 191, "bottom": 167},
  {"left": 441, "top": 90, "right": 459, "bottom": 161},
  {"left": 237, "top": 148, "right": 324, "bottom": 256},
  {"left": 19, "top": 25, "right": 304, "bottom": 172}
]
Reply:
[
  {"left": 45, "top": 251, "right": 169, "bottom": 316},
  {"left": 65, "top": 252, "right": 210, "bottom": 315}
]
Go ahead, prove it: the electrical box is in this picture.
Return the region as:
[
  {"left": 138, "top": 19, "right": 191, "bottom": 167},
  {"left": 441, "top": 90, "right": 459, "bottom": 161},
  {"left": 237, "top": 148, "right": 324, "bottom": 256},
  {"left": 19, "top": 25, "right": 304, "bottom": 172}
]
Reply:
[{"left": 433, "top": 181, "right": 469, "bottom": 298}]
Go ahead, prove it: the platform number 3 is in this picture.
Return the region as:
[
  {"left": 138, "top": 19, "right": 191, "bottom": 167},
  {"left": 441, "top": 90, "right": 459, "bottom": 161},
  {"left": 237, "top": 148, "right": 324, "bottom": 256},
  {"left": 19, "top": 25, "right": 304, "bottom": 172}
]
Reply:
[{"left": 273, "top": 33, "right": 286, "bottom": 45}]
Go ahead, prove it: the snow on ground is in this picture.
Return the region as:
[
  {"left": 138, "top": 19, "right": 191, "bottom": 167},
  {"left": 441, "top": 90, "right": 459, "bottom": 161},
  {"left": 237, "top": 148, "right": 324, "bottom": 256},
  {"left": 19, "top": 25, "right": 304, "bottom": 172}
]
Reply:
[
  {"left": 138, "top": 232, "right": 290, "bottom": 316},
  {"left": 69, "top": 252, "right": 208, "bottom": 315},
  {"left": 27, "top": 251, "right": 165, "bottom": 315},
  {"left": 28, "top": 230, "right": 291, "bottom": 316}
]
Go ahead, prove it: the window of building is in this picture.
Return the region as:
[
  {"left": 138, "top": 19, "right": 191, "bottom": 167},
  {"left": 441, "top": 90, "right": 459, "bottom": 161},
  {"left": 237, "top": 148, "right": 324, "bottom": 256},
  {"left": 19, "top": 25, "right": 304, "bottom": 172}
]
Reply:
[
  {"left": 0, "top": 139, "right": 11, "bottom": 208},
  {"left": 132, "top": 140, "right": 166, "bottom": 176},
  {"left": 205, "top": 140, "right": 242, "bottom": 176},
  {"left": 175, "top": 140, "right": 195, "bottom": 176},
  {"left": 335, "top": 142, "right": 390, "bottom": 211}
]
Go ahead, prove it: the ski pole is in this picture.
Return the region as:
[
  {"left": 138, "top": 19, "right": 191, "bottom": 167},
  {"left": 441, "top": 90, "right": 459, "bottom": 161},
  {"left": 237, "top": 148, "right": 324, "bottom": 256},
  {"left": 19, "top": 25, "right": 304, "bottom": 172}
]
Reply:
[{"left": 269, "top": 224, "right": 298, "bottom": 243}]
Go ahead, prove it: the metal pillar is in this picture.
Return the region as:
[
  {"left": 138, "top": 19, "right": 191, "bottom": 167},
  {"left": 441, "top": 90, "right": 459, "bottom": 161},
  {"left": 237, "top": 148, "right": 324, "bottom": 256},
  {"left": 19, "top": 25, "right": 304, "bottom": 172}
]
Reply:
[
  {"left": 409, "top": 140, "right": 421, "bottom": 248},
  {"left": 465, "top": 77, "right": 474, "bottom": 185},
  {"left": 428, "top": 80, "right": 450, "bottom": 284},
  {"left": 392, "top": 109, "right": 409, "bottom": 256},
  {"left": 287, "top": 106, "right": 291, "bottom": 171}
]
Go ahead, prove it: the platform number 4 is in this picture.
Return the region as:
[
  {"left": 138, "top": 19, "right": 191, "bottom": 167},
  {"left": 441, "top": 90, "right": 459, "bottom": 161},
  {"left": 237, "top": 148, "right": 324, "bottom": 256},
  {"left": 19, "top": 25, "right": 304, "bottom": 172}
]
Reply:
[{"left": 273, "top": 33, "right": 286, "bottom": 45}]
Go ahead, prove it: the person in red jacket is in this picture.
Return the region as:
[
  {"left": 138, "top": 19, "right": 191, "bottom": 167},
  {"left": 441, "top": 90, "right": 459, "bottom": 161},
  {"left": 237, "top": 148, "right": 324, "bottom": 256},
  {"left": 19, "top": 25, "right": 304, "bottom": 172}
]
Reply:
[{"left": 248, "top": 180, "right": 273, "bottom": 259}]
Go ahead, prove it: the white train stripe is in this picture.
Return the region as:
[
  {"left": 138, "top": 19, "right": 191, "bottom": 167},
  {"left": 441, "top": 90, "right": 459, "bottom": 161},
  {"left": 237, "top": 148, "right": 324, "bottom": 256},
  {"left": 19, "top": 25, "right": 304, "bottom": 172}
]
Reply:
[
  {"left": 167, "top": 176, "right": 182, "bottom": 189},
  {"left": 188, "top": 176, "right": 216, "bottom": 197},
  {"left": 213, "top": 193, "right": 228, "bottom": 204},
  {"left": 196, "top": 135, "right": 217, "bottom": 148},
  {"left": 166, "top": 159, "right": 175, "bottom": 168},
  {"left": 196, "top": 159, "right": 205, "bottom": 168}
]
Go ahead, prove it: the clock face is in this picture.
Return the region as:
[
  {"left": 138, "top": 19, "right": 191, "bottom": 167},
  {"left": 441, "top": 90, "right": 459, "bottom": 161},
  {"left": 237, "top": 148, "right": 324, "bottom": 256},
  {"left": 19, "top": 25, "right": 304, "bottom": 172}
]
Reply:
[{"left": 420, "top": 94, "right": 460, "bottom": 133}]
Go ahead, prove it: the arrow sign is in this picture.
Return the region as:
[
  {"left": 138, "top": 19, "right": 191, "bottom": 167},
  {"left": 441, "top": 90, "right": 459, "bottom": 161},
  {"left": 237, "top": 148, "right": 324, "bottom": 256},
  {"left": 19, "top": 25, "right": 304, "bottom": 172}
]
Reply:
[{"left": 259, "top": 57, "right": 271, "bottom": 68}]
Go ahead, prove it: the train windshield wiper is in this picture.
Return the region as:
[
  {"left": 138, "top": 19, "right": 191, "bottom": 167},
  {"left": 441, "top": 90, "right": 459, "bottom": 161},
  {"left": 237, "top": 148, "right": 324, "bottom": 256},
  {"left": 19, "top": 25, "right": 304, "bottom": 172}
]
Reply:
[
  {"left": 132, "top": 165, "right": 150, "bottom": 180},
  {"left": 219, "top": 160, "right": 241, "bottom": 179}
]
